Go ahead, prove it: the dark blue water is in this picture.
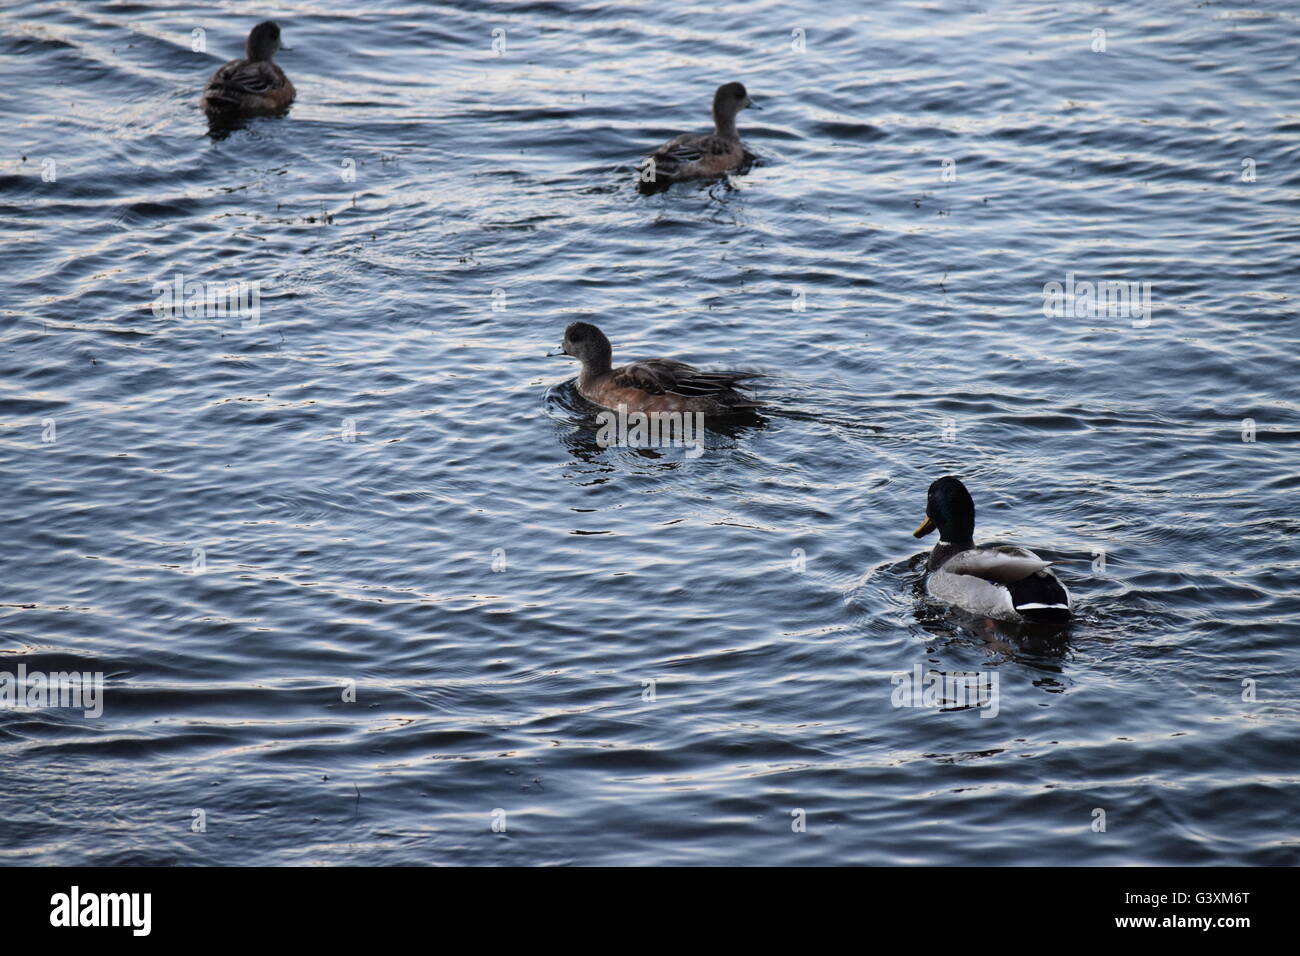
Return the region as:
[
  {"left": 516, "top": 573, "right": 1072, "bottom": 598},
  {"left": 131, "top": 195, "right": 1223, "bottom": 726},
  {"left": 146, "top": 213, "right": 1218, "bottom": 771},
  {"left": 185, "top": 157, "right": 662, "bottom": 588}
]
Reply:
[{"left": 2, "top": 0, "right": 1297, "bottom": 865}]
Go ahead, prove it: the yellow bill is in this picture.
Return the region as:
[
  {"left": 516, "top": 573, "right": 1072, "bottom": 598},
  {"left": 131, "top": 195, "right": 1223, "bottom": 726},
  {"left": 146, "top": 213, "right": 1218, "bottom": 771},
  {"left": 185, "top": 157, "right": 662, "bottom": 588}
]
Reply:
[{"left": 912, "top": 515, "right": 936, "bottom": 538}]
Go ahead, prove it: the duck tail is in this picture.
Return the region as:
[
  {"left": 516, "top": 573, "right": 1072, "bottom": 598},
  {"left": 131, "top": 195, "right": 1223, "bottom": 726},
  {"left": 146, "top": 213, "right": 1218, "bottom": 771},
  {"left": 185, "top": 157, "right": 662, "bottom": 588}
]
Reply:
[
  {"left": 636, "top": 149, "right": 686, "bottom": 194},
  {"left": 1016, "top": 604, "right": 1071, "bottom": 626},
  {"left": 1009, "top": 571, "right": 1071, "bottom": 625},
  {"left": 636, "top": 170, "right": 675, "bottom": 195},
  {"left": 201, "top": 86, "right": 241, "bottom": 116}
]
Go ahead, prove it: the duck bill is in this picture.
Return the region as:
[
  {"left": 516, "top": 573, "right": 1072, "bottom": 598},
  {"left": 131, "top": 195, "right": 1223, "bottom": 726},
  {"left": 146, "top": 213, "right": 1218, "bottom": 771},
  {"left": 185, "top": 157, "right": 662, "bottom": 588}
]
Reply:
[
  {"left": 546, "top": 347, "right": 569, "bottom": 358},
  {"left": 746, "top": 97, "right": 761, "bottom": 110},
  {"left": 912, "top": 515, "right": 937, "bottom": 538}
]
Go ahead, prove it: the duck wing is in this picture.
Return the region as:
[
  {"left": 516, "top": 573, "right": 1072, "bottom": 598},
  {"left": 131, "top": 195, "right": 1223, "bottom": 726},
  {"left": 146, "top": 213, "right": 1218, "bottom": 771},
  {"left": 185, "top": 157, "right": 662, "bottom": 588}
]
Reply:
[
  {"left": 612, "top": 359, "right": 762, "bottom": 397},
  {"left": 941, "top": 548, "right": 1052, "bottom": 585},
  {"left": 205, "top": 59, "right": 285, "bottom": 101},
  {"left": 651, "top": 133, "right": 739, "bottom": 171}
]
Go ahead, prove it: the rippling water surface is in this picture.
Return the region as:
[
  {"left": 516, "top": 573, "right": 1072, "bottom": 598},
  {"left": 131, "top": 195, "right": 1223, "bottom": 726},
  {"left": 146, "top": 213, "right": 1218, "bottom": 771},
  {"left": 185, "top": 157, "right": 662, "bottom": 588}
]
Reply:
[{"left": 2, "top": 0, "right": 1298, "bottom": 865}]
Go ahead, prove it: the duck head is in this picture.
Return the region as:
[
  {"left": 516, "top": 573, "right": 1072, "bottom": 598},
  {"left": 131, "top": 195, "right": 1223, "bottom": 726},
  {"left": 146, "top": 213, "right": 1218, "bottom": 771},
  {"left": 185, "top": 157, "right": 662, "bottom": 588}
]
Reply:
[
  {"left": 713, "top": 82, "right": 758, "bottom": 135},
  {"left": 914, "top": 476, "right": 976, "bottom": 546},
  {"left": 246, "top": 21, "right": 286, "bottom": 61},
  {"left": 550, "top": 321, "right": 613, "bottom": 373}
]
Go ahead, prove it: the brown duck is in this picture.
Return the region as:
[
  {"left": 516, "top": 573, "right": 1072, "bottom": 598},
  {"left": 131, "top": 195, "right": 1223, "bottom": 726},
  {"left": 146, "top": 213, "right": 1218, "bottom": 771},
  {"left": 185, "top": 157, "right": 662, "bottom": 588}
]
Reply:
[
  {"left": 638, "top": 82, "right": 758, "bottom": 192},
  {"left": 201, "top": 21, "right": 296, "bottom": 120},
  {"left": 551, "top": 322, "right": 763, "bottom": 415}
]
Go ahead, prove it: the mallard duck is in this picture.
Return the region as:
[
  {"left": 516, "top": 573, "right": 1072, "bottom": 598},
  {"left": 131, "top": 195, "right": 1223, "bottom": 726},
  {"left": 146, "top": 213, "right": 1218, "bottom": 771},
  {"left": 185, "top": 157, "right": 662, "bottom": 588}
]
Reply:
[
  {"left": 637, "top": 82, "right": 758, "bottom": 193},
  {"left": 912, "top": 476, "right": 1072, "bottom": 623},
  {"left": 549, "top": 321, "right": 763, "bottom": 415},
  {"left": 201, "top": 21, "right": 295, "bottom": 120}
]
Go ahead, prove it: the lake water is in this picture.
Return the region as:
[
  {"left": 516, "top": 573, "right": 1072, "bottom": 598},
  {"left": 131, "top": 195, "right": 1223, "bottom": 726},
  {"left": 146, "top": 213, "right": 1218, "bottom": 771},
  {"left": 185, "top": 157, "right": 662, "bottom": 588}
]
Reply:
[{"left": 2, "top": 0, "right": 1297, "bottom": 865}]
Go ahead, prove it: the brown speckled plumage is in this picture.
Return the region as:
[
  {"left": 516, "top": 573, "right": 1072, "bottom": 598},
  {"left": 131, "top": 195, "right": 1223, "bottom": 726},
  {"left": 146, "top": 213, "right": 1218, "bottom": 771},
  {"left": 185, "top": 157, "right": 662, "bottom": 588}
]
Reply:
[
  {"left": 639, "top": 82, "right": 757, "bottom": 192},
  {"left": 201, "top": 21, "right": 296, "bottom": 120},
  {"left": 552, "top": 321, "right": 763, "bottom": 416}
]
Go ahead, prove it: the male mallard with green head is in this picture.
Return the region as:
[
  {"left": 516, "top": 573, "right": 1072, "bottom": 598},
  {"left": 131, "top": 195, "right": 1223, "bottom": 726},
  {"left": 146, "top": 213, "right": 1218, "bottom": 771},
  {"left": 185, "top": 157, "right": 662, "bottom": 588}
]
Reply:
[{"left": 913, "top": 476, "right": 1072, "bottom": 624}]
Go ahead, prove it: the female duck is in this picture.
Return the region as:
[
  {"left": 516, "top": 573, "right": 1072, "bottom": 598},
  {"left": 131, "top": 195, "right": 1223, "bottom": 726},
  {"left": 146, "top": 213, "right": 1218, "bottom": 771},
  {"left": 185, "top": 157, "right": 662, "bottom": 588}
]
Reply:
[
  {"left": 201, "top": 21, "right": 295, "bottom": 120},
  {"left": 912, "top": 476, "right": 1072, "bottom": 624},
  {"left": 550, "top": 322, "right": 762, "bottom": 415},
  {"left": 638, "top": 82, "right": 759, "bottom": 192}
]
